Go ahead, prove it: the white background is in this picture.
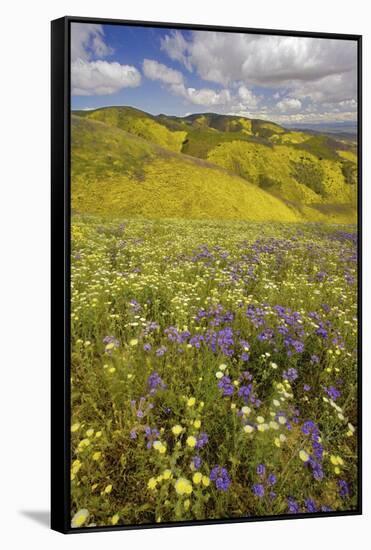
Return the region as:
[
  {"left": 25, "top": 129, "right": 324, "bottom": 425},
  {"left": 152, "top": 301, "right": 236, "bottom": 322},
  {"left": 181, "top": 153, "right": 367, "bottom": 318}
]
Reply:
[{"left": 0, "top": 0, "right": 369, "bottom": 548}]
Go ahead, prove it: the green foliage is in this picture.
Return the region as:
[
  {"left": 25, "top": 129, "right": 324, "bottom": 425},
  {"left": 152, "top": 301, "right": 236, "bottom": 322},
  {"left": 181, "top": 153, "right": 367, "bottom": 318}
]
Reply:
[
  {"left": 258, "top": 175, "right": 276, "bottom": 190},
  {"left": 290, "top": 159, "right": 325, "bottom": 195},
  {"left": 294, "top": 135, "right": 340, "bottom": 161},
  {"left": 341, "top": 161, "right": 357, "bottom": 185},
  {"left": 251, "top": 119, "right": 285, "bottom": 138}
]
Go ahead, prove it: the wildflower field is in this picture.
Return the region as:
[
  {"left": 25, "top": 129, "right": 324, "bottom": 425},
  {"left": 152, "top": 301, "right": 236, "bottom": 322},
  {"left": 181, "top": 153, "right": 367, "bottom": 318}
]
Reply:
[{"left": 70, "top": 216, "right": 358, "bottom": 528}]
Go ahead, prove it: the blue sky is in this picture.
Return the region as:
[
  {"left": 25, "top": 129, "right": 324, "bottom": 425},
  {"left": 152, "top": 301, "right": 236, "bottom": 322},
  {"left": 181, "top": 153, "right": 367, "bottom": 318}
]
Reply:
[{"left": 71, "top": 23, "right": 358, "bottom": 124}]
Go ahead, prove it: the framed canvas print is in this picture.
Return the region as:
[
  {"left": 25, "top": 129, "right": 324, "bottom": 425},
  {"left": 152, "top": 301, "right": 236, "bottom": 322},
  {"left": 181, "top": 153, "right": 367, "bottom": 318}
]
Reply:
[{"left": 51, "top": 16, "right": 362, "bottom": 533}]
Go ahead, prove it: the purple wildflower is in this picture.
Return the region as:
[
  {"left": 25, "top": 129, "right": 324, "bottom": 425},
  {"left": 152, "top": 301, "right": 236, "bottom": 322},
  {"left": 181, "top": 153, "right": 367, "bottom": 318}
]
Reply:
[
  {"left": 338, "top": 479, "right": 350, "bottom": 498},
  {"left": 238, "top": 384, "right": 252, "bottom": 402},
  {"left": 292, "top": 340, "right": 304, "bottom": 353},
  {"left": 210, "top": 466, "right": 231, "bottom": 491},
  {"left": 267, "top": 473, "right": 277, "bottom": 486},
  {"left": 147, "top": 371, "right": 166, "bottom": 394},
  {"left": 192, "top": 456, "right": 202, "bottom": 470},
  {"left": 196, "top": 432, "right": 209, "bottom": 449},
  {"left": 129, "top": 299, "right": 141, "bottom": 312},
  {"left": 283, "top": 367, "right": 298, "bottom": 382},
  {"left": 324, "top": 386, "right": 341, "bottom": 401},
  {"left": 316, "top": 327, "right": 328, "bottom": 339},
  {"left": 287, "top": 497, "right": 300, "bottom": 514},
  {"left": 252, "top": 483, "right": 265, "bottom": 498},
  {"left": 155, "top": 346, "right": 167, "bottom": 357},
  {"left": 103, "top": 335, "right": 119, "bottom": 349},
  {"left": 218, "top": 376, "right": 234, "bottom": 397},
  {"left": 305, "top": 499, "right": 317, "bottom": 513}
]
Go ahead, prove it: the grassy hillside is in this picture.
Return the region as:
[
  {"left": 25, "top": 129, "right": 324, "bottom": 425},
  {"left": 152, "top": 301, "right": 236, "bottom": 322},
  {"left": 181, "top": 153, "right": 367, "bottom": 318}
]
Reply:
[
  {"left": 206, "top": 140, "right": 356, "bottom": 205},
  {"left": 75, "top": 106, "right": 187, "bottom": 153},
  {"left": 72, "top": 107, "right": 357, "bottom": 223},
  {"left": 71, "top": 115, "right": 302, "bottom": 222}
]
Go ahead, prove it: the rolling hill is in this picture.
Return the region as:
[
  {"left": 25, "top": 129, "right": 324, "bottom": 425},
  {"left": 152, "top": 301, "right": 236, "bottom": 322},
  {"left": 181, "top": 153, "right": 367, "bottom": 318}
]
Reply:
[{"left": 72, "top": 107, "right": 358, "bottom": 223}]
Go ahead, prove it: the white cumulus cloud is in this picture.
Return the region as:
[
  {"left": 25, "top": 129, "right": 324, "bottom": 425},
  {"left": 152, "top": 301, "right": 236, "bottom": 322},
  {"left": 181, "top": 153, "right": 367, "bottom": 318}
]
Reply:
[
  {"left": 238, "top": 86, "right": 259, "bottom": 109},
  {"left": 276, "top": 98, "right": 302, "bottom": 112},
  {"left": 71, "top": 59, "right": 141, "bottom": 96},
  {"left": 142, "top": 59, "right": 184, "bottom": 85},
  {"left": 71, "top": 23, "right": 113, "bottom": 62},
  {"left": 186, "top": 87, "right": 231, "bottom": 105},
  {"left": 159, "top": 29, "right": 357, "bottom": 122},
  {"left": 71, "top": 23, "right": 141, "bottom": 96},
  {"left": 160, "top": 31, "right": 193, "bottom": 71},
  {"left": 142, "top": 58, "right": 231, "bottom": 106}
]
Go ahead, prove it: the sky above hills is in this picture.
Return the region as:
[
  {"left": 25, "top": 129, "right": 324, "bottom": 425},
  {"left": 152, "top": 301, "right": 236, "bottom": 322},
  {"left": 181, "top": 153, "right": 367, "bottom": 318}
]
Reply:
[{"left": 71, "top": 22, "right": 358, "bottom": 125}]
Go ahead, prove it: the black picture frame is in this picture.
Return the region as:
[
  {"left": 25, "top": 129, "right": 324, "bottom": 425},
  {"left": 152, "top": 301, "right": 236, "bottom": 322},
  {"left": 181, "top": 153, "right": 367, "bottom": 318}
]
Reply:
[{"left": 51, "top": 15, "right": 362, "bottom": 534}]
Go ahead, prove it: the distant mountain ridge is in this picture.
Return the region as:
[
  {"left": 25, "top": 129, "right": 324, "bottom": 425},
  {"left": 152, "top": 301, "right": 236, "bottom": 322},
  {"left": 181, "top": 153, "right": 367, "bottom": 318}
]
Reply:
[
  {"left": 72, "top": 106, "right": 357, "bottom": 223},
  {"left": 285, "top": 121, "right": 357, "bottom": 135}
]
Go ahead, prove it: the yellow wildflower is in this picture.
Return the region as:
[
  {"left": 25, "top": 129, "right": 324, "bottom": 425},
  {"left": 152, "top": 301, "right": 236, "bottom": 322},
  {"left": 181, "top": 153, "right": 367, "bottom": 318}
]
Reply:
[
  {"left": 194, "top": 420, "right": 201, "bottom": 429},
  {"left": 71, "top": 459, "right": 81, "bottom": 474},
  {"left": 330, "top": 455, "right": 344, "bottom": 466},
  {"left": 111, "top": 514, "right": 119, "bottom": 525},
  {"left": 71, "top": 508, "right": 89, "bottom": 528},
  {"left": 192, "top": 472, "right": 203, "bottom": 484},
  {"left": 147, "top": 477, "right": 157, "bottom": 490},
  {"left": 153, "top": 440, "right": 167, "bottom": 454},
  {"left": 299, "top": 450, "right": 309, "bottom": 462},
  {"left": 202, "top": 476, "right": 210, "bottom": 487},
  {"left": 104, "top": 484, "right": 112, "bottom": 494},
  {"left": 186, "top": 436, "right": 197, "bottom": 448},
  {"left": 171, "top": 425, "right": 183, "bottom": 436},
  {"left": 187, "top": 397, "right": 196, "bottom": 407},
  {"left": 71, "top": 422, "right": 80, "bottom": 433},
  {"left": 175, "top": 478, "right": 193, "bottom": 495},
  {"left": 78, "top": 438, "right": 90, "bottom": 451},
  {"left": 92, "top": 452, "right": 102, "bottom": 461},
  {"left": 244, "top": 425, "right": 254, "bottom": 434}
]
